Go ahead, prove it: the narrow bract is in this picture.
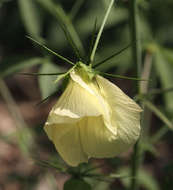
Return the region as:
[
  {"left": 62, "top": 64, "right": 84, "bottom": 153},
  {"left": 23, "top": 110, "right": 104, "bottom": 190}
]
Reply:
[{"left": 44, "top": 67, "right": 142, "bottom": 166}]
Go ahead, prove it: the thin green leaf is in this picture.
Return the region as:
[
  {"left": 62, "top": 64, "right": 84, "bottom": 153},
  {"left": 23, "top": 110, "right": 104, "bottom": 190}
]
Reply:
[
  {"left": 155, "top": 49, "right": 173, "bottom": 112},
  {"left": 69, "top": 0, "right": 84, "bottom": 20},
  {"left": 118, "top": 167, "right": 160, "bottom": 190},
  {"left": 100, "top": 72, "right": 148, "bottom": 81},
  {"left": 151, "top": 127, "right": 168, "bottom": 144},
  {"left": 54, "top": 73, "right": 68, "bottom": 83},
  {"left": 162, "top": 47, "right": 173, "bottom": 66},
  {"left": 18, "top": 72, "right": 65, "bottom": 76},
  {"left": 54, "top": 64, "right": 77, "bottom": 84},
  {"left": 0, "top": 79, "right": 34, "bottom": 156},
  {"left": 90, "top": 0, "right": 115, "bottom": 64},
  {"left": 26, "top": 36, "right": 75, "bottom": 65},
  {"left": 38, "top": 62, "right": 64, "bottom": 99},
  {"left": 135, "top": 87, "right": 173, "bottom": 102},
  {"left": 140, "top": 140, "right": 158, "bottom": 156},
  {"left": 36, "top": 64, "right": 71, "bottom": 105},
  {"left": 36, "top": 91, "right": 58, "bottom": 106},
  {"left": 87, "top": 18, "right": 98, "bottom": 64},
  {"left": 18, "top": 0, "right": 42, "bottom": 38},
  {"left": 0, "top": 57, "right": 43, "bottom": 77},
  {"left": 32, "top": 157, "right": 66, "bottom": 172},
  {"left": 109, "top": 173, "right": 133, "bottom": 179},
  {"left": 93, "top": 43, "right": 131, "bottom": 68},
  {"left": 36, "top": 0, "right": 85, "bottom": 55},
  {"left": 76, "top": 6, "right": 128, "bottom": 37},
  {"left": 82, "top": 164, "right": 105, "bottom": 175},
  {"left": 148, "top": 87, "right": 173, "bottom": 96},
  {"left": 60, "top": 24, "right": 82, "bottom": 61},
  {"left": 144, "top": 100, "right": 173, "bottom": 131}
]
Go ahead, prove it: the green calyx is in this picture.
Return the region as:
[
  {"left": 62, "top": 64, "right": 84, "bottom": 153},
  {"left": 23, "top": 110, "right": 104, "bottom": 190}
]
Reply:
[
  {"left": 74, "top": 61, "right": 96, "bottom": 81},
  {"left": 54, "top": 61, "right": 96, "bottom": 84}
]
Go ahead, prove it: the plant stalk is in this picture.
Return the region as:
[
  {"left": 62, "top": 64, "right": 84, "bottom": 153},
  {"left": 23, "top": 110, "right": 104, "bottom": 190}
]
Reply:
[
  {"left": 129, "top": 0, "right": 142, "bottom": 190},
  {"left": 90, "top": 0, "right": 114, "bottom": 65},
  {"left": 130, "top": 0, "right": 142, "bottom": 81}
]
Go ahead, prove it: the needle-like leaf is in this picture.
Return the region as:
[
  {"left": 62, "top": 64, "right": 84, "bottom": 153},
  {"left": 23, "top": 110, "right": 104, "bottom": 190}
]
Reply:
[
  {"left": 148, "top": 87, "right": 173, "bottom": 95},
  {"left": 100, "top": 72, "right": 148, "bottom": 81},
  {"left": 60, "top": 24, "right": 82, "bottom": 61},
  {"left": 18, "top": 72, "right": 66, "bottom": 76},
  {"left": 144, "top": 100, "right": 173, "bottom": 131},
  {"left": 93, "top": 43, "right": 131, "bottom": 68},
  {"left": 87, "top": 18, "right": 98, "bottom": 64},
  {"left": 26, "top": 36, "right": 75, "bottom": 66},
  {"left": 90, "top": 0, "right": 115, "bottom": 64},
  {"left": 36, "top": 91, "right": 58, "bottom": 106}
]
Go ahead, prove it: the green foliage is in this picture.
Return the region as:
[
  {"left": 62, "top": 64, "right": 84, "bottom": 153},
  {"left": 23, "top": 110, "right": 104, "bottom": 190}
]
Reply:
[
  {"left": 38, "top": 60, "right": 63, "bottom": 99},
  {"left": 118, "top": 167, "right": 160, "bottom": 190},
  {"left": 18, "top": 0, "right": 42, "bottom": 39},
  {"left": 154, "top": 47, "right": 173, "bottom": 113},
  {"left": 26, "top": 36, "right": 75, "bottom": 65},
  {"left": 64, "top": 178, "right": 91, "bottom": 190},
  {"left": 0, "top": 57, "right": 43, "bottom": 77},
  {"left": 144, "top": 100, "right": 173, "bottom": 131},
  {"left": 36, "top": 0, "right": 85, "bottom": 55}
]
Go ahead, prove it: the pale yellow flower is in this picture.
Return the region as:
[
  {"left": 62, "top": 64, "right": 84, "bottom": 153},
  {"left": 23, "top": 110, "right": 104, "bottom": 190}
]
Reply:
[{"left": 44, "top": 67, "right": 142, "bottom": 166}]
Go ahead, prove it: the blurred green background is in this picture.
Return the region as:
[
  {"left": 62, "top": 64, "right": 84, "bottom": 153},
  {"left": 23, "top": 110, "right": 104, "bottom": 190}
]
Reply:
[{"left": 0, "top": 0, "right": 173, "bottom": 190}]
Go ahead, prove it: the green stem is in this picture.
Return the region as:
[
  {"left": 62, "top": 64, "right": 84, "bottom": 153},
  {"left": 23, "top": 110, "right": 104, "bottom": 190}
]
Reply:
[
  {"left": 130, "top": 0, "right": 142, "bottom": 80},
  {"left": 90, "top": 0, "right": 114, "bottom": 65},
  {"left": 129, "top": 0, "right": 142, "bottom": 190}
]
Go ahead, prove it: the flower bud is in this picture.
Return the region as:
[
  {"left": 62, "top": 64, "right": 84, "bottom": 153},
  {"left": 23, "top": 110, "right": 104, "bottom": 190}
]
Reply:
[{"left": 44, "top": 68, "right": 142, "bottom": 166}]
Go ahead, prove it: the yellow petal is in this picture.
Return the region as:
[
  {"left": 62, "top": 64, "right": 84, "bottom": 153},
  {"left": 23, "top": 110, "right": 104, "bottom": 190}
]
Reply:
[
  {"left": 79, "top": 116, "right": 124, "bottom": 157},
  {"left": 70, "top": 70, "right": 113, "bottom": 132},
  {"left": 44, "top": 123, "right": 88, "bottom": 166},
  {"left": 79, "top": 76, "right": 142, "bottom": 158},
  {"left": 96, "top": 75, "right": 142, "bottom": 146},
  {"left": 46, "top": 79, "right": 106, "bottom": 126}
]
